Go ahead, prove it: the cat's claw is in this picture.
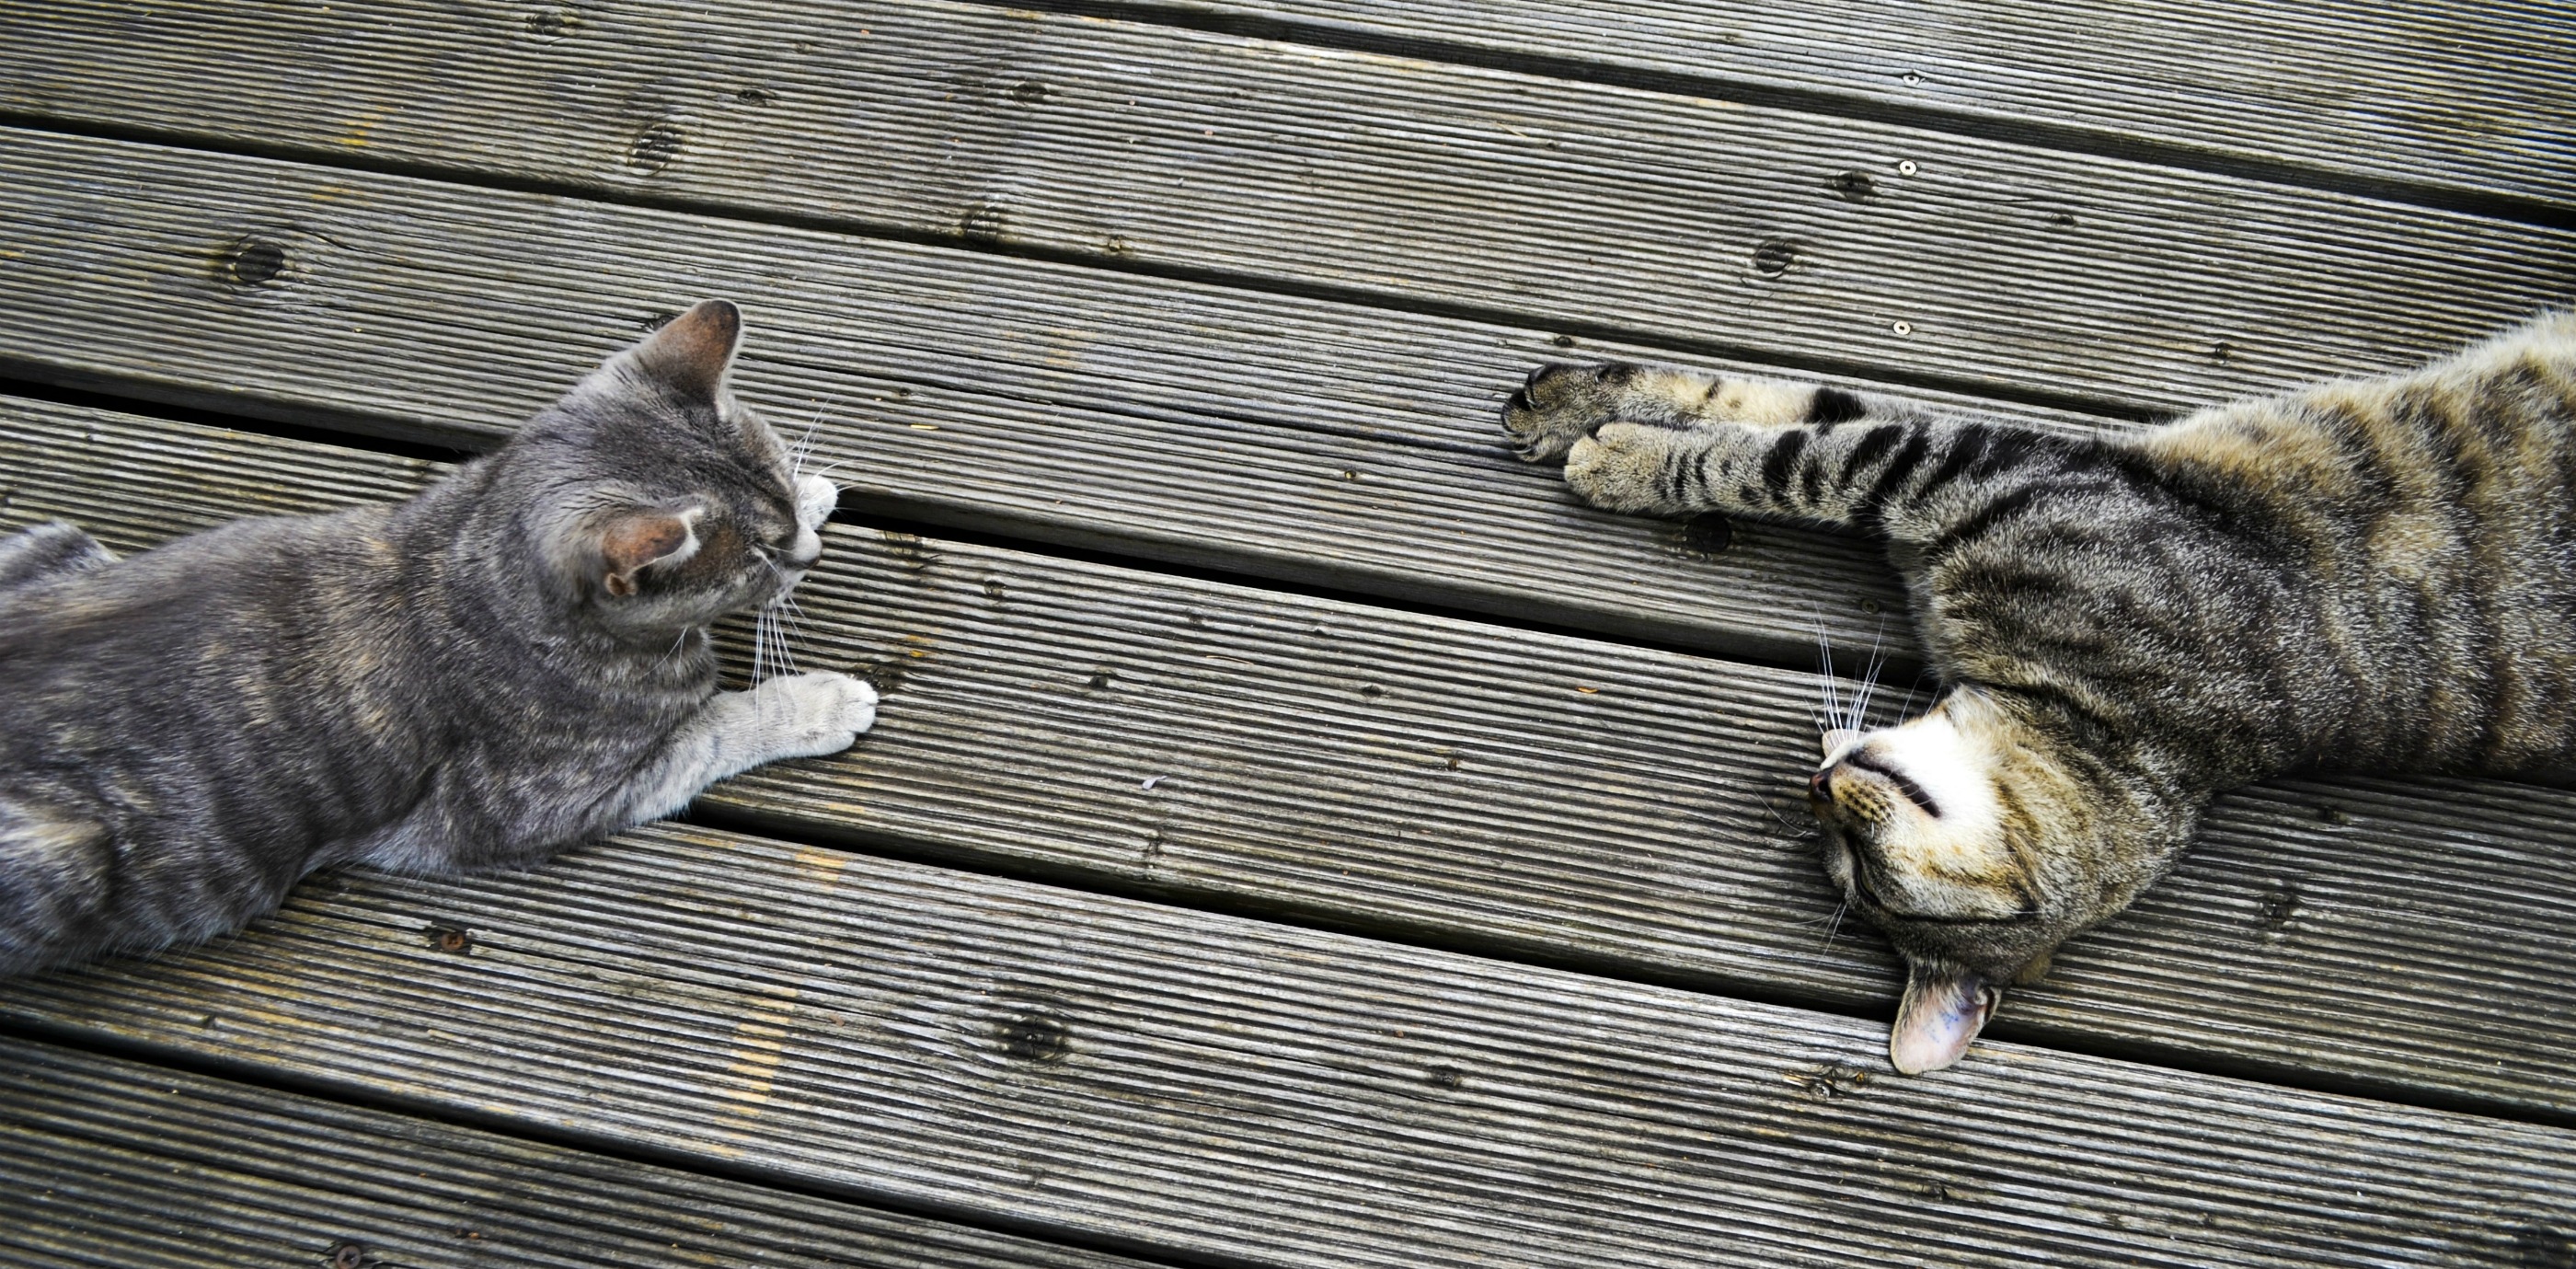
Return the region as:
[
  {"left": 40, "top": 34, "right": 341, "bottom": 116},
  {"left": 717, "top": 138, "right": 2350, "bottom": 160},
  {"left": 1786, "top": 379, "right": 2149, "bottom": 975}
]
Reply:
[
  {"left": 753, "top": 670, "right": 880, "bottom": 760},
  {"left": 1501, "top": 363, "right": 1651, "bottom": 463}
]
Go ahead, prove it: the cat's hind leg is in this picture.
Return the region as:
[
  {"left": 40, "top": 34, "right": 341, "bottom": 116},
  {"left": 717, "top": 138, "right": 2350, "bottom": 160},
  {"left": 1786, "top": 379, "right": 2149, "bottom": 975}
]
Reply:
[
  {"left": 0, "top": 522, "right": 115, "bottom": 590},
  {"left": 1502, "top": 362, "right": 1912, "bottom": 461},
  {"left": 0, "top": 797, "right": 114, "bottom": 975}
]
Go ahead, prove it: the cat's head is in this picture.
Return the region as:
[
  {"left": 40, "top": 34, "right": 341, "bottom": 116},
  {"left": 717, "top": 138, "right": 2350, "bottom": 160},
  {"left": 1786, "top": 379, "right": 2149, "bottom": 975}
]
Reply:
[
  {"left": 502, "top": 299, "right": 835, "bottom": 638},
  {"left": 1807, "top": 687, "right": 2187, "bottom": 1074}
]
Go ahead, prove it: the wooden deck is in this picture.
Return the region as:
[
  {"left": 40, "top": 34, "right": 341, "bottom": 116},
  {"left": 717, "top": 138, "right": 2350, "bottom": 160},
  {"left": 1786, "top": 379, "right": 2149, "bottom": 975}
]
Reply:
[{"left": 1, "top": 3, "right": 2571, "bottom": 1264}]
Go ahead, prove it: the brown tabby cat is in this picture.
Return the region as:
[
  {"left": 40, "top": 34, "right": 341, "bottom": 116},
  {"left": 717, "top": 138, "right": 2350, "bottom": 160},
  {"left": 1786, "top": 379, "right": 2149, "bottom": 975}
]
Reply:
[{"left": 1503, "top": 313, "right": 2576, "bottom": 1072}]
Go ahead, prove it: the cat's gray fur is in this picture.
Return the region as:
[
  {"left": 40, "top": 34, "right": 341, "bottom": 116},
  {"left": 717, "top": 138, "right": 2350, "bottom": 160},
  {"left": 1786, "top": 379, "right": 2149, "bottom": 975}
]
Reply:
[
  {"left": 1503, "top": 313, "right": 2576, "bottom": 1072},
  {"left": 0, "top": 300, "right": 876, "bottom": 975}
]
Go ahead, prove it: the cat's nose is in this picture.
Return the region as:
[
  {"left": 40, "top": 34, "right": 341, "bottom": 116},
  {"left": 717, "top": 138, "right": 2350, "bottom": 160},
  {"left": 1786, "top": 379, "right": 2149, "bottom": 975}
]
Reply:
[
  {"left": 787, "top": 528, "right": 822, "bottom": 570},
  {"left": 1809, "top": 766, "right": 1833, "bottom": 798}
]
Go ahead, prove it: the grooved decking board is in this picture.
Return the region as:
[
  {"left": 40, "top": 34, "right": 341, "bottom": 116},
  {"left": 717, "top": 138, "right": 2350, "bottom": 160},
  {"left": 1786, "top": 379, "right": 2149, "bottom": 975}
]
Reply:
[
  {"left": 5, "top": 821, "right": 2574, "bottom": 1268},
  {"left": 10, "top": 397, "right": 2576, "bottom": 1119},
  {"left": 0, "top": 1037, "right": 1156, "bottom": 1269},
  {"left": 0, "top": 125, "right": 1932, "bottom": 665},
  {"left": 1, "top": 2, "right": 2570, "bottom": 418},
  {"left": 1073, "top": 0, "right": 2576, "bottom": 213}
]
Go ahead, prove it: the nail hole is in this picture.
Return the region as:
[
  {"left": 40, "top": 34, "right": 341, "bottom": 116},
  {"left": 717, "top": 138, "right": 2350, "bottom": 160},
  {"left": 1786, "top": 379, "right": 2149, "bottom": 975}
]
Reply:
[
  {"left": 960, "top": 201, "right": 1007, "bottom": 243},
  {"left": 1682, "top": 513, "right": 1734, "bottom": 555},
  {"left": 999, "top": 1011, "right": 1070, "bottom": 1062}
]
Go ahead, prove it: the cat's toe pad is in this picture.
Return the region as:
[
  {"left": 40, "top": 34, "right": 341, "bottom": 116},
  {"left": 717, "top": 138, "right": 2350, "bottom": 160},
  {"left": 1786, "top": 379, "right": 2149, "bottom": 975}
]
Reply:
[
  {"left": 1564, "top": 423, "right": 1688, "bottom": 514},
  {"left": 757, "top": 671, "right": 880, "bottom": 759},
  {"left": 1502, "top": 363, "right": 1650, "bottom": 462}
]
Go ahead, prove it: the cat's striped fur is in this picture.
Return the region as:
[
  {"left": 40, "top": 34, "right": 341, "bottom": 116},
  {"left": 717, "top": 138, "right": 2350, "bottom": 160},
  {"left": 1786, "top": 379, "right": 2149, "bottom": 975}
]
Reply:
[{"left": 1503, "top": 313, "right": 2576, "bottom": 1073}]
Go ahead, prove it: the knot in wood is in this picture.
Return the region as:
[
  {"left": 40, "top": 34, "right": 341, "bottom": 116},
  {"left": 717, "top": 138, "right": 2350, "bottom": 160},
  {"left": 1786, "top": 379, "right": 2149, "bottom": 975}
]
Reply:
[
  {"left": 1829, "top": 170, "right": 1876, "bottom": 202},
  {"left": 425, "top": 924, "right": 475, "bottom": 954},
  {"left": 1008, "top": 80, "right": 1049, "bottom": 103},
  {"left": 1750, "top": 238, "right": 1798, "bottom": 277},
  {"left": 627, "top": 122, "right": 684, "bottom": 174},
  {"left": 1426, "top": 1064, "right": 1464, "bottom": 1090},
  {"left": 328, "top": 1240, "right": 369, "bottom": 1269},
  {"left": 525, "top": 7, "right": 578, "bottom": 37},
  {"left": 228, "top": 239, "right": 287, "bottom": 287}
]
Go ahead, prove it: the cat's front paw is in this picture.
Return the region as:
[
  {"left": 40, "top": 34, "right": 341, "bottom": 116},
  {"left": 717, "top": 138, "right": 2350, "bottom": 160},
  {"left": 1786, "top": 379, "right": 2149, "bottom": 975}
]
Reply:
[
  {"left": 1501, "top": 363, "right": 1652, "bottom": 462},
  {"left": 753, "top": 671, "right": 880, "bottom": 761},
  {"left": 1564, "top": 422, "right": 1696, "bottom": 515}
]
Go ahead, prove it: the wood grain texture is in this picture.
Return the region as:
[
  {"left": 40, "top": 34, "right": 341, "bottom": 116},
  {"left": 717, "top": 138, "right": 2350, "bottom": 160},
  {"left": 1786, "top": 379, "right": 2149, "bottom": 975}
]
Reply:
[
  {"left": 1077, "top": 0, "right": 2576, "bottom": 212},
  {"left": 0, "top": 124, "right": 1928, "bottom": 665},
  {"left": 0, "top": 0, "right": 2569, "bottom": 417},
  {"left": 11, "top": 397, "right": 2575, "bottom": 1121},
  {"left": 0, "top": 1036, "right": 1158, "bottom": 1269},
  {"left": 4, "top": 820, "right": 2572, "bottom": 1268}
]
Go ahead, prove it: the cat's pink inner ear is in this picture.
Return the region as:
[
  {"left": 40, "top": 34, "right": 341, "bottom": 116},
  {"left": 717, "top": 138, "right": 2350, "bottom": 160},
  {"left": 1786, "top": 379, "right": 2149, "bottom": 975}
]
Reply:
[
  {"left": 1889, "top": 965, "right": 2000, "bottom": 1075},
  {"left": 598, "top": 510, "right": 698, "bottom": 597},
  {"left": 634, "top": 299, "right": 742, "bottom": 402}
]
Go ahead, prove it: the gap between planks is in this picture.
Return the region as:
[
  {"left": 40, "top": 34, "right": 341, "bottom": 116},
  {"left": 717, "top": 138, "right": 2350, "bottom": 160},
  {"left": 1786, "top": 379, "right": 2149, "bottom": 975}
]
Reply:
[
  {"left": 3, "top": 819, "right": 2572, "bottom": 1268},
  {"left": 7, "top": 395, "right": 2575, "bottom": 1125}
]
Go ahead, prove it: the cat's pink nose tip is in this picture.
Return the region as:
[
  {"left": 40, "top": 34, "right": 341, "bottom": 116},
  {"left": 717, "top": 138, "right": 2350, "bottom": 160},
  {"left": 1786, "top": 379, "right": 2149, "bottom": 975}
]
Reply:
[{"left": 1808, "top": 767, "right": 1832, "bottom": 797}]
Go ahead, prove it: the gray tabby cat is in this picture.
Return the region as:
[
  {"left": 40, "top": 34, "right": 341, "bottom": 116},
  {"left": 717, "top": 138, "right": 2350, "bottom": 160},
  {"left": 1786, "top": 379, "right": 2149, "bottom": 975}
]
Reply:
[
  {"left": 1503, "top": 313, "right": 2576, "bottom": 1073},
  {"left": 0, "top": 300, "right": 876, "bottom": 975}
]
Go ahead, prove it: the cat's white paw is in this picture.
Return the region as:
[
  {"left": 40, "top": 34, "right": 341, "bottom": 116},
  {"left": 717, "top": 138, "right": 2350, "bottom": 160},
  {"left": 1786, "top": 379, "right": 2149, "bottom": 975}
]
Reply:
[
  {"left": 752, "top": 670, "right": 879, "bottom": 760},
  {"left": 1565, "top": 422, "right": 1693, "bottom": 514}
]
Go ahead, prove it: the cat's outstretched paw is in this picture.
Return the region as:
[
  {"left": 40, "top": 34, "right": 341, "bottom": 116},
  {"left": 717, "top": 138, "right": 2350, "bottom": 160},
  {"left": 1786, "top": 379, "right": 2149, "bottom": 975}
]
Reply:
[
  {"left": 1508, "top": 363, "right": 1866, "bottom": 464},
  {"left": 752, "top": 671, "right": 880, "bottom": 761},
  {"left": 1565, "top": 422, "right": 1698, "bottom": 515},
  {"left": 1502, "top": 363, "right": 1652, "bottom": 463}
]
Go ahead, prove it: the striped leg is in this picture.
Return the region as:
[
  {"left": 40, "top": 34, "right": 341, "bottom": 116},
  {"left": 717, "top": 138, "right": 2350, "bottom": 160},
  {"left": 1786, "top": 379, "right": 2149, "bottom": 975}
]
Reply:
[
  {"left": 1502, "top": 361, "right": 1917, "bottom": 462},
  {"left": 1510, "top": 366, "right": 2074, "bottom": 540}
]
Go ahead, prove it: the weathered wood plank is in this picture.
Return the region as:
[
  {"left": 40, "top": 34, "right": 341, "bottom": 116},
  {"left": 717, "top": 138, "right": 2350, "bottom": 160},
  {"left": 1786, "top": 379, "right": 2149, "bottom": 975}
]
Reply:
[
  {"left": 1085, "top": 0, "right": 2576, "bottom": 212},
  {"left": 0, "top": 0, "right": 2568, "bottom": 417},
  {"left": 0, "top": 1036, "right": 1157, "bottom": 1269},
  {"left": 0, "top": 125, "right": 1929, "bottom": 664},
  {"left": 5, "top": 820, "right": 2572, "bottom": 1268},
  {"left": 11, "top": 396, "right": 2575, "bottom": 1120}
]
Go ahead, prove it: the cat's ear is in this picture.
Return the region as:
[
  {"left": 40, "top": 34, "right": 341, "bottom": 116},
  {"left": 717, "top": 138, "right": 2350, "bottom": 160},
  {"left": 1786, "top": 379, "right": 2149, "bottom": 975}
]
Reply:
[
  {"left": 624, "top": 299, "right": 743, "bottom": 403},
  {"left": 596, "top": 506, "right": 704, "bottom": 597},
  {"left": 1889, "top": 964, "right": 2000, "bottom": 1075}
]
